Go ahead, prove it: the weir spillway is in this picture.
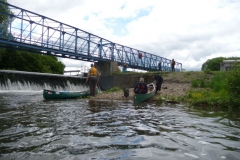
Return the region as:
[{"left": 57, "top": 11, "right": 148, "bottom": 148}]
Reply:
[{"left": 0, "top": 70, "right": 88, "bottom": 91}]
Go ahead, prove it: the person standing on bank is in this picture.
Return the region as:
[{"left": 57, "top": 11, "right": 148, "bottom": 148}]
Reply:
[
  {"left": 133, "top": 78, "right": 148, "bottom": 94},
  {"left": 86, "top": 64, "right": 101, "bottom": 96},
  {"left": 171, "top": 59, "right": 175, "bottom": 72},
  {"left": 152, "top": 74, "right": 163, "bottom": 94},
  {"left": 158, "top": 61, "right": 162, "bottom": 71}
]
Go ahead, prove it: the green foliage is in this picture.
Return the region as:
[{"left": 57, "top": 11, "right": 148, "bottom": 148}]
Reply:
[
  {"left": 208, "top": 72, "right": 228, "bottom": 92},
  {"left": 0, "top": 49, "right": 65, "bottom": 74},
  {"left": 0, "top": 0, "right": 9, "bottom": 23},
  {"left": 187, "top": 70, "right": 240, "bottom": 109},
  {"left": 203, "top": 69, "right": 213, "bottom": 74},
  {"left": 170, "top": 97, "right": 176, "bottom": 101},
  {"left": 191, "top": 78, "right": 207, "bottom": 88},
  {"left": 103, "top": 87, "right": 122, "bottom": 93},
  {"left": 191, "top": 79, "right": 199, "bottom": 88},
  {"left": 0, "top": 0, "right": 13, "bottom": 37},
  {"left": 227, "top": 63, "right": 240, "bottom": 97},
  {"left": 109, "top": 87, "right": 121, "bottom": 92},
  {"left": 199, "top": 78, "right": 206, "bottom": 88},
  {"left": 158, "top": 96, "right": 164, "bottom": 103}
]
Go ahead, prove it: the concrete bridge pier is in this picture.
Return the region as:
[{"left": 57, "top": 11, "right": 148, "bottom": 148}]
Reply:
[{"left": 94, "top": 61, "right": 120, "bottom": 76}]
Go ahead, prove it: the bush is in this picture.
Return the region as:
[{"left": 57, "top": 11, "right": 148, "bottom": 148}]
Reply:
[
  {"left": 109, "top": 87, "right": 121, "bottom": 92},
  {"left": 207, "top": 72, "right": 228, "bottom": 92},
  {"left": 191, "top": 79, "right": 199, "bottom": 88},
  {"left": 199, "top": 78, "right": 207, "bottom": 88},
  {"left": 227, "top": 63, "right": 240, "bottom": 97}
]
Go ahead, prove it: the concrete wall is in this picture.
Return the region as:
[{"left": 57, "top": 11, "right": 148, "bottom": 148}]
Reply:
[
  {"left": 95, "top": 61, "right": 120, "bottom": 76},
  {"left": 99, "top": 73, "right": 154, "bottom": 90}
]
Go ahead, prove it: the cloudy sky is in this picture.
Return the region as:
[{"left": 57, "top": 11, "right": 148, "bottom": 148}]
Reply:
[{"left": 8, "top": 0, "right": 240, "bottom": 71}]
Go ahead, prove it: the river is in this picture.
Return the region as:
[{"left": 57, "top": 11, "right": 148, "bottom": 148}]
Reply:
[{"left": 0, "top": 91, "right": 239, "bottom": 160}]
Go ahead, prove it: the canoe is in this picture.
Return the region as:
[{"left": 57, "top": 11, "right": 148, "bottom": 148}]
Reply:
[
  {"left": 43, "top": 88, "right": 98, "bottom": 100},
  {"left": 43, "top": 89, "right": 90, "bottom": 100},
  {"left": 133, "top": 83, "right": 156, "bottom": 103}
]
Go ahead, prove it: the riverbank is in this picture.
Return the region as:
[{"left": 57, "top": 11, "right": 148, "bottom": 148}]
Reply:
[
  {"left": 90, "top": 70, "right": 240, "bottom": 110},
  {"left": 90, "top": 72, "right": 201, "bottom": 102},
  {"left": 90, "top": 81, "right": 190, "bottom": 102}
]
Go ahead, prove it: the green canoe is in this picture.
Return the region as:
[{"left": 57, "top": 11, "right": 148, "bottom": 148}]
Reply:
[
  {"left": 133, "top": 83, "right": 156, "bottom": 103},
  {"left": 43, "top": 88, "right": 98, "bottom": 100}
]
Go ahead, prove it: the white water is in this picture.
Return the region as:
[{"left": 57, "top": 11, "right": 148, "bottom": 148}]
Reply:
[{"left": 0, "top": 79, "right": 88, "bottom": 91}]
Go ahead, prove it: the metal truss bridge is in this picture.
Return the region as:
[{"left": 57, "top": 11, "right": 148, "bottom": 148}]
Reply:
[{"left": 0, "top": 1, "right": 182, "bottom": 72}]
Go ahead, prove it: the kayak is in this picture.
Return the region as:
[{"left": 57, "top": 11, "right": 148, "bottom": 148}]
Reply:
[
  {"left": 133, "top": 83, "right": 156, "bottom": 103},
  {"left": 43, "top": 88, "right": 98, "bottom": 100}
]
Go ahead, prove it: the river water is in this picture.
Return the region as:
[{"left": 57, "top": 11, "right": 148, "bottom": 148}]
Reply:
[{"left": 0, "top": 91, "right": 239, "bottom": 160}]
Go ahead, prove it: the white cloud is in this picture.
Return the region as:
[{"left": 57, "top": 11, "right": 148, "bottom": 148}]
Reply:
[{"left": 8, "top": 0, "right": 240, "bottom": 71}]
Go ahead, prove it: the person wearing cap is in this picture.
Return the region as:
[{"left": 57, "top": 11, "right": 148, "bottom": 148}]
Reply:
[
  {"left": 152, "top": 74, "right": 163, "bottom": 94},
  {"left": 133, "top": 77, "right": 148, "bottom": 94},
  {"left": 86, "top": 64, "right": 101, "bottom": 96}
]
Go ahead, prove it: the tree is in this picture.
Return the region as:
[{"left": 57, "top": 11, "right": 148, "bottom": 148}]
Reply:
[
  {"left": 0, "top": 49, "right": 65, "bottom": 74},
  {"left": 0, "top": 0, "right": 12, "bottom": 37},
  {"left": 0, "top": 0, "right": 9, "bottom": 23},
  {"left": 0, "top": 0, "right": 10, "bottom": 61}
]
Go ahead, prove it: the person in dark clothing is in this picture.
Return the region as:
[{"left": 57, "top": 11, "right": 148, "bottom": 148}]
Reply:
[
  {"left": 158, "top": 61, "right": 162, "bottom": 71},
  {"left": 133, "top": 78, "right": 148, "bottom": 94},
  {"left": 152, "top": 74, "right": 163, "bottom": 94},
  {"left": 171, "top": 59, "right": 175, "bottom": 72}
]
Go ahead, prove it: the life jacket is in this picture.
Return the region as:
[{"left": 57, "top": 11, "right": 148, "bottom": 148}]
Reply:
[
  {"left": 89, "top": 67, "right": 97, "bottom": 76},
  {"left": 137, "top": 83, "right": 146, "bottom": 90}
]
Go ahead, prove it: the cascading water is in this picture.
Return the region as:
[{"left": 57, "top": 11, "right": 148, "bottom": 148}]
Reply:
[{"left": 0, "top": 70, "right": 89, "bottom": 91}]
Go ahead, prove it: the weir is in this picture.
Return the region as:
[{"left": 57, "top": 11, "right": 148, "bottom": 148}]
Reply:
[{"left": 0, "top": 70, "right": 88, "bottom": 91}]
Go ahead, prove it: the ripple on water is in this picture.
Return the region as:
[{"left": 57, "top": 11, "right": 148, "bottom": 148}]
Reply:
[{"left": 0, "top": 92, "right": 240, "bottom": 160}]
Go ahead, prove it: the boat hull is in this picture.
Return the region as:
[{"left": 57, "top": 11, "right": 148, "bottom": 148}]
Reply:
[
  {"left": 43, "top": 89, "right": 90, "bottom": 100},
  {"left": 133, "top": 83, "right": 156, "bottom": 103}
]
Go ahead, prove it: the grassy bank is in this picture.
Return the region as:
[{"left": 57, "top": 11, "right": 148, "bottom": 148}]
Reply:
[
  {"left": 160, "top": 68, "right": 240, "bottom": 110},
  {"left": 188, "top": 71, "right": 239, "bottom": 109}
]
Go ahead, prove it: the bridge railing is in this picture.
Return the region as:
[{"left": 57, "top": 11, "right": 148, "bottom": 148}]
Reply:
[{"left": 0, "top": 1, "right": 182, "bottom": 72}]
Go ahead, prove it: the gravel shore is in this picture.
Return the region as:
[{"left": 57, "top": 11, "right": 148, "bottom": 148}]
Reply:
[
  {"left": 90, "top": 81, "right": 191, "bottom": 102},
  {"left": 89, "top": 71, "right": 215, "bottom": 102}
]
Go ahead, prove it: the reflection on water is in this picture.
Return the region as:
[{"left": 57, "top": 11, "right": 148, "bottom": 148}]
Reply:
[{"left": 0, "top": 91, "right": 239, "bottom": 160}]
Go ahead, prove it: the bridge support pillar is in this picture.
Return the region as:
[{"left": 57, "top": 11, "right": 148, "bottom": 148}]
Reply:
[{"left": 94, "top": 61, "right": 120, "bottom": 76}]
